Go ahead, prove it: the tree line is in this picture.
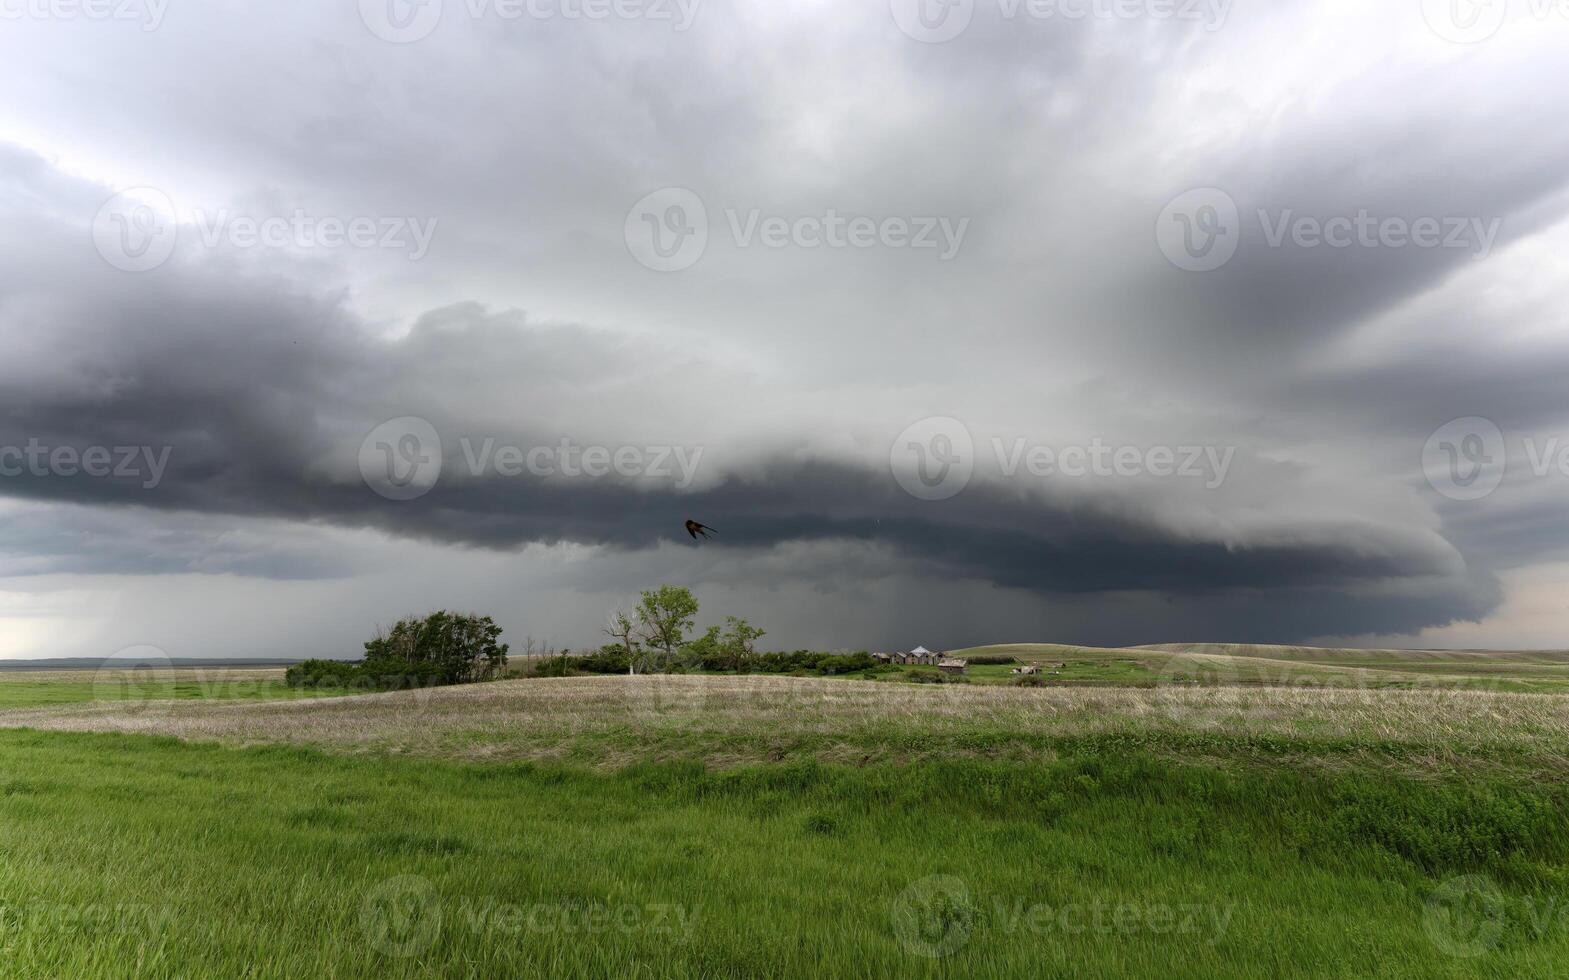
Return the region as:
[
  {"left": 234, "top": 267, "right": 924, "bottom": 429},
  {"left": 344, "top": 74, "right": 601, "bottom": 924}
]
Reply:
[
  {"left": 284, "top": 586, "right": 882, "bottom": 692},
  {"left": 533, "top": 585, "right": 875, "bottom": 677}
]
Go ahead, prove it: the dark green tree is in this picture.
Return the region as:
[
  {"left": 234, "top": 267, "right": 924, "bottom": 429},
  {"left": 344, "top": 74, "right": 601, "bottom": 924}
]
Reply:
[
  {"left": 361, "top": 610, "right": 509, "bottom": 685},
  {"left": 721, "top": 616, "right": 766, "bottom": 672},
  {"left": 635, "top": 585, "right": 699, "bottom": 669}
]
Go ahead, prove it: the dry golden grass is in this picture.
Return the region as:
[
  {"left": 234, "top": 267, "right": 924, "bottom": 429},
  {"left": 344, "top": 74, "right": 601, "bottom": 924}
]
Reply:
[{"left": 4, "top": 674, "right": 1569, "bottom": 775}]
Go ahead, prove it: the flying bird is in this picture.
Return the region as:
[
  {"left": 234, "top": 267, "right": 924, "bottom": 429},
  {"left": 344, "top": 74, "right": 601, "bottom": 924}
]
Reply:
[{"left": 685, "top": 520, "right": 717, "bottom": 540}]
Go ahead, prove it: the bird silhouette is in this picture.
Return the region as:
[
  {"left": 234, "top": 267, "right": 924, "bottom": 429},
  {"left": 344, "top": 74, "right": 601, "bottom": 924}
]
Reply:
[{"left": 685, "top": 519, "right": 717, "bottom": 540}]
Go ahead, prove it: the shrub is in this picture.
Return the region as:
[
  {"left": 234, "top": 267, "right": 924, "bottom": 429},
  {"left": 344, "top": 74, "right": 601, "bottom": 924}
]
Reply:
[
  {"left": 904, "top": 669, "right": 964, "bottom": 684},
  {"left": 530, "top": 656, "right": 577, "bottom": 678},
  {"left": 284, "top": 659, "right": 359, "bottom": 688},
  {"left": 812, "top": 653, "right": 878, "bottom": 675},
  {"left": 965, "top": 655, "right": 1021, "bottom": 666},
  {"left": 744, "top": 652, "right": 879, "bottom": 675},
  {"left": 577, "top": 648, "right": 633, "bottom": 674}
]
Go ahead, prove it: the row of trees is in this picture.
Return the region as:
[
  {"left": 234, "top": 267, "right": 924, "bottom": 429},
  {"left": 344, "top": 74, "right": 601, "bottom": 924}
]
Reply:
[
  {"left": 287, "top": 611, "right": 509, "bottom": 690},
  {"left": 601, "top": 585, "right": 765, "bottom": 674},
  {"left": 280, "top": 588, "right": 788, "bottom": 690}
]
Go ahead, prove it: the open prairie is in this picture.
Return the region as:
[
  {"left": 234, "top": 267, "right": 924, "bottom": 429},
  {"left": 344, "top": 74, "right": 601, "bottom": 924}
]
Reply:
[
  {"left": 5, "top": 655, "right": 1569, "bottom": 976},
  {"left": 4, "top": 672, "right": 1569, "bottom": 777}
]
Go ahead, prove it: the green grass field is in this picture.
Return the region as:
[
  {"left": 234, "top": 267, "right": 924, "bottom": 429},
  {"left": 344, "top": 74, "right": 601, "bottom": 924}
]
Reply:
[
  {"left": 4, "top": 649, "right": 1569, "bottom": 977},
  {"left": 0, "top": 668, "right": 337, "bottom": 710}
]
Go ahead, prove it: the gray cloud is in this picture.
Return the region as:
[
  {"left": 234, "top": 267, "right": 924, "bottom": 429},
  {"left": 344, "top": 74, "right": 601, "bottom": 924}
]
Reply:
[{"left": 3, "top": 5, "right": 1568, "bottom": 653}]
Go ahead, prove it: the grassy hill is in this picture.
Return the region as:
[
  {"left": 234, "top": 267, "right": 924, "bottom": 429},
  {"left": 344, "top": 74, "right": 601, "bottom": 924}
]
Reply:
[
  {"left": 954, "top": 643, "right": 1569, "bottom": 693},
  {"left": 6, "top": 666, "right": 1569, "bottom": 975}
]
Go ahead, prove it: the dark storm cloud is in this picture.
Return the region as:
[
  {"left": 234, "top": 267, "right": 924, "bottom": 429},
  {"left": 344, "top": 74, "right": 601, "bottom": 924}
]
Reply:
[
  {"left": 0, "top": 175, "right": 1471, "bottom": 619},
  {"left": 0, "top": 284, "right": 1461, "bottom": 596},
  {"left": 5, "top": 3, "right": 1568, "bottom": 652}
]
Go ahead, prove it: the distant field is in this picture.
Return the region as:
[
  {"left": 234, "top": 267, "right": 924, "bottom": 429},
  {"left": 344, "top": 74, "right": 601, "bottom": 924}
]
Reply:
[
  {"left": 0, "top": 667, "right": 334, "bottom": 710},
  {"left": 953, "top": 642, "right": 1569, "bottom": 693},
  {"left": 5, "top": 659, "right": 1569, "bottom": 975}
]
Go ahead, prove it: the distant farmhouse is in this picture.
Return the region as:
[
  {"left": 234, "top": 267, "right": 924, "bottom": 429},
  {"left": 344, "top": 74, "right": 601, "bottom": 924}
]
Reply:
[
  {"left": 872, "top": 646, "right": 943, "bottom": 666},
  {"left": 872, "top": 646, "right": 968, "bottom": 673}
]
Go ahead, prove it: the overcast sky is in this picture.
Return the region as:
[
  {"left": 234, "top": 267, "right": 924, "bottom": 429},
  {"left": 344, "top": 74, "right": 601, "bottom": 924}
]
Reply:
[{"left": 2, "top": 0, "right": 1567, "bottom": 659}]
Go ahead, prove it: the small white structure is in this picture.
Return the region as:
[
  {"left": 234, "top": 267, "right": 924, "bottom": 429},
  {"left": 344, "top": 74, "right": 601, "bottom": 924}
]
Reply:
[{"left": 1012, "top": 665, "right": 1040, "bottom": 676}]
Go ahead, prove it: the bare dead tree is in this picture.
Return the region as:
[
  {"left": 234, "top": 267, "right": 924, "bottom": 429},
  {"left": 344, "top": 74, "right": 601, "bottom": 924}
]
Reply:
[{"left": 603, "top": 608, "right": 642, "bottom": 675}]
